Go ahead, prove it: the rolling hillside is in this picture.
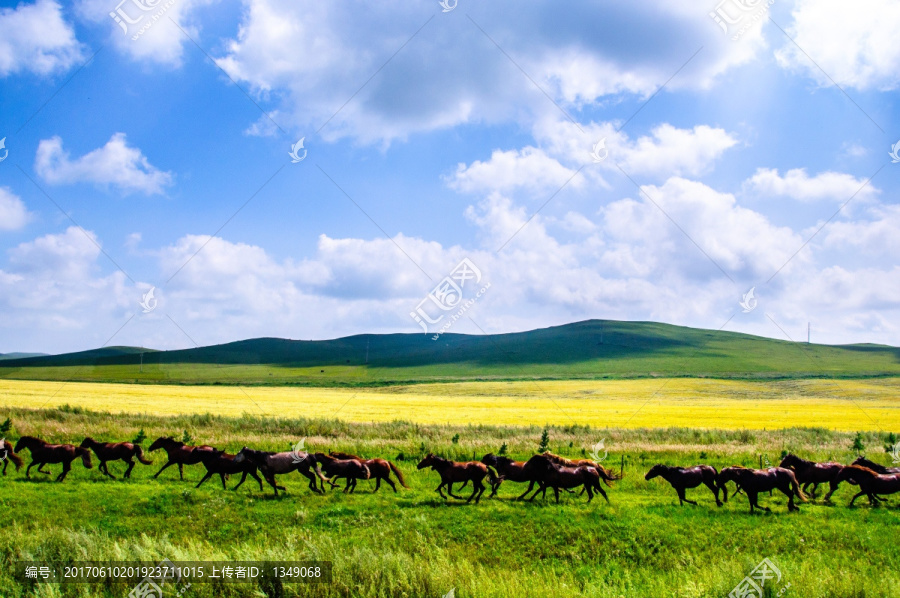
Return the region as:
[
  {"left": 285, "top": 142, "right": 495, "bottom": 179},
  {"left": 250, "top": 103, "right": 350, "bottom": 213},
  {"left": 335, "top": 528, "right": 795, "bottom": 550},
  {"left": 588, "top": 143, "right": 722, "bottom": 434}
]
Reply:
[{"left": 0, "top": 319, "right": 897, "bottom": 385}]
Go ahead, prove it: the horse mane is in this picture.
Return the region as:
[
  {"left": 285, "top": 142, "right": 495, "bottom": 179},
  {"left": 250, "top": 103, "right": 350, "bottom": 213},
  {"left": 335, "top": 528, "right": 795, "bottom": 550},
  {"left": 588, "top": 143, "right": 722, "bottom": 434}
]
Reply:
[
  {"left": 330, "top": 451, "right": 362, "bottom": 460},
  {"left": 844, "top": 464, "right": 880, "bottom": 477}
]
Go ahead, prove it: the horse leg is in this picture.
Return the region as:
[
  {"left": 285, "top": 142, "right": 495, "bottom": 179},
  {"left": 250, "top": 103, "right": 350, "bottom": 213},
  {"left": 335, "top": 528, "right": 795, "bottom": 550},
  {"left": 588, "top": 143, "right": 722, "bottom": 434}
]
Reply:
[
  {"left": 153, "top": 461, "right": 175, "bottom": 479},
  {"left": 384, "top": 476, "right": 397, "bottom": 493},
  {"left": 585, "top": 484, "right": 594, "bottom": 503},
  {"left": 101, "top": 461, "right": 115, "bottom": 479},
  {"left": 517, "top": 481, "right": 535, "bottom": 501},
  {"left": 250, "top": 471, "right": 264, "bottom": 492},
  {"left": 233, "top": 472, "right": 247, "bottom": 490},
  {"left": 705, "top": 481, "right": 723, "bottom": 506},
  {"left": 782, "top": 485, "right": 798, "bottom": 512},
  {"left": 467, "top": 480, "right": 481, "bottom": 503},
  {"left": 594, "top": 483, "right": 609, "bottom": 504},
  {"left": 26, "top": 461, "right": 35, "bottom": 478},
  {"left": 808, "top": 482, "right": 818, "bottom": 498},
  {"left": 849, "top": 491, "right": 865, "bottom": 507},
  {"left": 823, "top": 480, "right": 839, "bottom": 502},
  {"left": 679, "top": 488, "right": 698, "bottom": 506},
  {"left": 219, "top": 473, "right": 228, "bottom": 489},
  {"left": 124, "top": 459, "right": 136, "bottom": 479},
  {"left": 527, "top": 484, "right": 544, "bottom": 502},
  {"left": 448, "top": 482, "right": 465, "bottom": 500},
  {"left": 57, "top": 460, "right": 72, "bottom": 482},
  {"left": 196, "top": 471, "right": 213, "bottom": 488},
  {"left": 178, "top": 463, "right": 184, "bottom": 480},
  {"left": 373, "top": 477, "right": 382, "bottom": 493},
  {"left": 435, "top": 482, "right": 447, "bottom": 499},
  {"left": 37, "top": 463, "right": 51, "bottom": 474},
  {"left": 747, "top": 491, "right": 760, "bottom": 513}
]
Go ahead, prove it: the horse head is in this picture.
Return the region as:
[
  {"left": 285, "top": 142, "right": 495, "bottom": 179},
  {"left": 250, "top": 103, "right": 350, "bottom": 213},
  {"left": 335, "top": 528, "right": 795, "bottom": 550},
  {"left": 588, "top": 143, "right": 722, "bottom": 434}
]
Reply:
[
  {"left": 148, "top": 437, "right": 177, "bottom": 452},
  {"left": 644, "top": 464, "right": 666, "bottom": 481},
  {"left": 417, "top": 454, "right": 436, "bottom": 470},
  {"left": 79, "top": 437, "right": 96, "bottom": 449}
]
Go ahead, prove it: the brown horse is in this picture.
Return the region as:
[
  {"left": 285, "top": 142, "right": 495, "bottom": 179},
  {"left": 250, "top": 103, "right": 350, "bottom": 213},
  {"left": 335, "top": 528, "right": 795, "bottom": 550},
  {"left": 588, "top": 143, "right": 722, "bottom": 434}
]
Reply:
[
  {"left": 718, "top": 466, "right": 806, "bottom": 513},
  {"left": 525, "top": 456, "right": 609, "bottom": 503},
  {"left": 234, "top": 447, "right": 328, "bottom": 496},
  {"left": 417, "top": 454, "right": 497, "bottom": 504},
  {"left": 195, "top": 448, "right": 263, "bottom": 491},
  {"left": 0, "top": 438, "right": 24, "bottom": 475},
  {"left": 481, "top": 454, "right": 530, "bottom": 497},
  {"left": 851, "top": 456, "right": 900, "bottom": 474},
  {"left": 148, "top": 437, "right": 216, "bottom": 480},
  {"left": 778, "top": 454, "right": 844, "bottom": 500},
  {"left": 313, "top": 453, "right": 370, "bottom": 493},
  {"left": 329, "top": 452, "right": 408, "bottom": 492},
  {"left": 519, "top": 453, "right": 620, "bottom": 500},
  {"left": 14, "top": 436, "right": 92, "bottom": 482},
  {"left": 645, "top": 464, "right": 722, "bottom": 506},
  {"left": 836, "top": 465, "right": 900, "bottom": 506},
  {"left": 79, "top": 437, "right": 153, "bottom": 479}
]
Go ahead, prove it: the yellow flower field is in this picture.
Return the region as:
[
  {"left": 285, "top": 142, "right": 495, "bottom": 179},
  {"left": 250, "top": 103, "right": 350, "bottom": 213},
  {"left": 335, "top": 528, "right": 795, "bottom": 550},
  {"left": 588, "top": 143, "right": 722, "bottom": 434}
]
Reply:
[{"left": 2, "top": 377, "right": 898, "bottom": 431}]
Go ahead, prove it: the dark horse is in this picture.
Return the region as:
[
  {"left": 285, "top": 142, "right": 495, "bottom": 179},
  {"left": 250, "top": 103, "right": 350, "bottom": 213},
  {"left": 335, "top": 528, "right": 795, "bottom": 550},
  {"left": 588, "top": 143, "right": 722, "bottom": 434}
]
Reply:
[
  {"left": 195, "top": 448, "right": 263, "bottom": 491},
  {"left": 718, "top": 466, "right": 806, "bottom": 513},
  {"left": 836, "top": 465, "right": 900, "bottom": 507},
  {"left": 778, "top": 454, "right": 844, "bottom": 500},
  {"left": 851, "top": 456, "right": 900, "bottom": 474},
  {"left": 519, "top": 453, "right": 620, "bottom": 501},
  {"left": 329, "top": 452, "right": 408, "bottom": 492},
  {"left": 645, "top": 464, "right": 722, "bottom": 506},
  {"left": 148, "top": 437, "right": 216, "bottom": 480},
  {"left": 481, "top": 454, "right": 530, "bottom": 497},
  {"left": 79, "top": 437, "right": 153, "bottom": 479},
  {"left": 524, "top": 455, "right": 610, "bottom": 503},
  {"left": 0, "top": 438, "right": 24, "bottom": 475},
  {"left": 14, "top": 436, "right": 92, "bottom": 482},
  {"left": 417, "top": 454, "right": 497, "bottom": 504},
  {"left": 233, "top": 447, "right": 327, "bottom": 496},
  {"left": 312, "top": 453, "right": 370, "bottom": 493}
]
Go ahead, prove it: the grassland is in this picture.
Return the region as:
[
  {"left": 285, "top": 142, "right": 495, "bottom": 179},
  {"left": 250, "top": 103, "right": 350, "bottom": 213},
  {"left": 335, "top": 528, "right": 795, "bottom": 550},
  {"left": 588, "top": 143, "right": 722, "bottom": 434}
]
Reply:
[
  {"left": 1, "top": 408, "right": 899, "bottom": 598},
  {"left": 1, "top": 320, "right": 898, "bottom": 386},
  {"left": 1, "top": 377, "right": 898, "bottom": 431}
]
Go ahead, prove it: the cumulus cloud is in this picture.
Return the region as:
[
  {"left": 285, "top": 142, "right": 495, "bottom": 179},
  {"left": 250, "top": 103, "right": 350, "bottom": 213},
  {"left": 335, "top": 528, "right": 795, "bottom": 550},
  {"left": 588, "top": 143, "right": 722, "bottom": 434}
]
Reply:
[
  {"left": 0, "top": 0, "right": 84, "bottom": 77},
  {"left": 0, "top": 188, "right": 32, "bottom": 231},
  {"left": 212, "top": 0, "right": 766, "bottom": 144},
  {"left": 35, "top": 133, "right": 173, "bottom": 195},
  {"left": 775, "top": 0, "right": 900, "bottom": 91},
  {"left": 447, "top": 147, "right": 583, "bottom": 196},
  {"left": 744, "top": 168, "right": 879, "bottom": 202}
]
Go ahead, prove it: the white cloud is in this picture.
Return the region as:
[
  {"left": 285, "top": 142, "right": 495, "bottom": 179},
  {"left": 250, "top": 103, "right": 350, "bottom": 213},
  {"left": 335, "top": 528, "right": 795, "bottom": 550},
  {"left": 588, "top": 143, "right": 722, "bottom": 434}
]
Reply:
[
  {"left": 77, "top": 0, "right": 209, "bottom": 66},
  {"left": 447, "top": 147, "right": 582, "bottom": 196},
  {"left": 213, "top": 0, "right": 766, "bottom": 144},
  {"left": 616, "top": 124, "right": 737, "bottom": 178},
  {"left": 744, "top": 168, "right": 879, "bottom": 202},
  {"left": 35, "top": 133, "right": 173, "bottom": 195},
  {"left": 775, "top": 0, "right": 900, "bottom": 91},
  {"left": 822, "top": 204, "right": 900, "bottom": 257},
  {"left": 0, "top": 0, "right": 84, "bottom": 77},
  {"left": 0, "top": 188, "right": 32, "bottom": 231}
]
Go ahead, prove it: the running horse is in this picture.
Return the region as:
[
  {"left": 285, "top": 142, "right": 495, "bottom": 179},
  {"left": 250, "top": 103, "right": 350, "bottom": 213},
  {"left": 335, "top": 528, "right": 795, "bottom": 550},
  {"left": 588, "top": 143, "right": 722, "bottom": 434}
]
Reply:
[
  {"left": 0, "top": 438, "right": 24, "bottom": 475},
  {"left": 480, "top": 454, "right": 530, "bottom": 497},
  {"left": 79, "top": 437, "right": 153, "bottom": 479},
  {"left": 519, "top": 453, "right": 620, "bottom": 501},
  {"left": 718, "top": 466, "right": 806, "bottom": 513},
  {"left": 148, "top": 436, "right": 216, "bottom": 480},
  {"left": 645, "top": 464, "right": 722, "bottom": 506},
  {"left": 312, "top": 453, "right": 370, "bottom": 493},
  {"left": 195, "top": 448, "right": 263, "bottom": 491},
  {"left": 233, "top": 447, "right": 328, "bottom": 496},
  {"left": 524, "top": 455, "right": 611, "bottom": 503},
  {"left": 836, "top": 465, "right": 900, "bottom": 507},
  {"left": 417, "top": 454, "right": 497, "bottom": 504},
  {"left": 14, "top": 436, "right": 92, "bottom": 482},
  {"left": 778, "top": 454, "right": 844, "bottom": 500},
  {"left": 328, "top": 451, "right": 408, "bottom": 492},
  {"left": 851, "top": 456, "right": 900, "bottom": 474}
]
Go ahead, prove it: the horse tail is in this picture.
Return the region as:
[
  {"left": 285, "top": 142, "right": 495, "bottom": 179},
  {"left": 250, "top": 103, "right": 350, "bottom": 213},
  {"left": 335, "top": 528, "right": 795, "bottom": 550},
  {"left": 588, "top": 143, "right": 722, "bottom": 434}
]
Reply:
[
  {"left": 6, "top": 449, "right": 23, "bottom": 471},
  {"left": 597, "top": 465, "right": 620, "bottom": 487},
  {"left": 78, "top": 448, "right": 93, "bottom": 469},
  {"left": 486, "top": 465, "right": 501, "bottom": 487},
  {"left": 790, "top": 473, "right": 807, "bottom": 502},
  {"left": 134, "top": 446, "right": 153, "bottom": 465},
  {"left": 388, "top": 461, "right": 409, "bottom": 488}
]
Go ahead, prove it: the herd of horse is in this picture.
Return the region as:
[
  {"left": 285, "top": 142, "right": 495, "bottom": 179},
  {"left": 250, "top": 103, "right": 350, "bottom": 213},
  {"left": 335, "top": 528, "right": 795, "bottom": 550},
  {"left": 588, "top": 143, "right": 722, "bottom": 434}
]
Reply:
[{"left": 1, "top": 436, "right": 898, "bottom": 512}]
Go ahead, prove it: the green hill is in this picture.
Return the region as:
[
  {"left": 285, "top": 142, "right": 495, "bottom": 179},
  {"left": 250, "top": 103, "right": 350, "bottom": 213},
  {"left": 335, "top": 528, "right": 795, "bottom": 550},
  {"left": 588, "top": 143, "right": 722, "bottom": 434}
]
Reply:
[{"left": 0, "top": 320, "right": 897, "bottom": 386}]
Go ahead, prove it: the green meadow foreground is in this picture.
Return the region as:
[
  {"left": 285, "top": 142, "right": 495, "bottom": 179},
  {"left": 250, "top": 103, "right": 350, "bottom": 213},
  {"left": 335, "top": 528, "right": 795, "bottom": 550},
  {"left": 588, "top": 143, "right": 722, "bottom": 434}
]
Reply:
[{"left": 1, "top": 408, "right": 899, "bottom": 597}]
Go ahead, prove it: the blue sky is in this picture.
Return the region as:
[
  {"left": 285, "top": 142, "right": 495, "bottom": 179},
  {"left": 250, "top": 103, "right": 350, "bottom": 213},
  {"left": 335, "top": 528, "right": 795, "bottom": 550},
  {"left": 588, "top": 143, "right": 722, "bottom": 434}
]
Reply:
[{"left": 0, "top": 0, "right": 898, "bottom": 354}]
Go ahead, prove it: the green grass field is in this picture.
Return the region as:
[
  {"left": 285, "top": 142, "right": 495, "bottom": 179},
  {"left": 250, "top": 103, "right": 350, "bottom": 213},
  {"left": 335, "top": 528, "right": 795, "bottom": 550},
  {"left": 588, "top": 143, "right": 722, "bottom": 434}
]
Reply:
[
  {"left": 2, "top": 320, "right": 898, "bottom": 386},
  {"left": 2, "top": 408, "right": 899, "bottom": 598}
]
